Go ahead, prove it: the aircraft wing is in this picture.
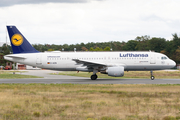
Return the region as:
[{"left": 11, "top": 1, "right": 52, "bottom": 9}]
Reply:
[
  {"left": 72, "top": 59, "right": 126, "bottom": 69},
  {"left": 72, "top": 59, "right": 106, "bottom": 68}
]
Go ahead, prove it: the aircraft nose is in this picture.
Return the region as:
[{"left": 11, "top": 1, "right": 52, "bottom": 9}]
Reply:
[{"left": 171, "top": 60, "right": 176, "bottom": 68}]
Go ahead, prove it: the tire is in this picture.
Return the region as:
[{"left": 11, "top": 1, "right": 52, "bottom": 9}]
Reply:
[
  {"left": 151, "top": 76, "right": 155, "bottom": 80},
  {"left": 91, "top": 75, "right": 97, "bottom": 80}
]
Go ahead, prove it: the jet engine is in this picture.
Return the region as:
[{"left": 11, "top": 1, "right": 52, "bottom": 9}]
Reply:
[{"left": 101, "top": 66, "right": 124, "bottom": 77}]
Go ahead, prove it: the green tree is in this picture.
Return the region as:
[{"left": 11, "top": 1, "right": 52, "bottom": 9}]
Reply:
[
  {"left": 2, "top": 44, "right": 10, "bottom": 55},
  {"left": 94, "top": 47, "right": 103, "bottom": 51},
  {"left": 103, "top": 46, "right": 111, "bottom": 51},
  {"left": 174, "top": 46, "right": 180, "bottom": 63},
  {"left": 148, "top": 37, "right": 166, "bottom": 52},
  {"left": 0, "top": 53, "right": 6, "bottom": 66},
  {"left": 81, "top": 47, "right": 88, "bottom": 51},
  {"left": 48, "top": 49, "right": 54, "bottom": 51},
  {"left": 62, "top": 44, "right": 69, "bottom": 51},
  {"left": 172, "top": 33, "right": 180, "bottom": 52},
  {"left": 89, "top": 47, "right": 94, "bottom": 51},
  {"left": 135, "top": 35, "right": 150, "bottom": 51},
  {"left": 122, "top": 40, "right": 138, "bottom": 51}
]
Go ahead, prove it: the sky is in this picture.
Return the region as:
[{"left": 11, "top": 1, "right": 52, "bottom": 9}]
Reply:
[{"left": 0, "top": 0, "right": 180, "bottom": 45}]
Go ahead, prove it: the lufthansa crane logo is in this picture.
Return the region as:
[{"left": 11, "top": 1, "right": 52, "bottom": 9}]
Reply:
[{"left": 11, "top": 34, "right": 23, "bottom": 46}]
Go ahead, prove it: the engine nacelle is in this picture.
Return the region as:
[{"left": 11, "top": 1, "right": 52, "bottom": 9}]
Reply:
[{"left": 107, "top": 66, "right": 124, "bottom": 77}]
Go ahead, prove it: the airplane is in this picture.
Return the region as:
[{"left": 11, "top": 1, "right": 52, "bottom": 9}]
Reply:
[{"left": 4, "top": 26, "right": 176, "bottom": 80}]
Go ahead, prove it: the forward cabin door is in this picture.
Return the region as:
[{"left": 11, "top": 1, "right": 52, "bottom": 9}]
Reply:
[{"left": 150, "top": 53, "right": 156, "bottom": 64}]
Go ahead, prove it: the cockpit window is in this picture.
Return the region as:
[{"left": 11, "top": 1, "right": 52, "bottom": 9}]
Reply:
[{"left": 161, "top": 57, "right": 168, "bottom": 60}]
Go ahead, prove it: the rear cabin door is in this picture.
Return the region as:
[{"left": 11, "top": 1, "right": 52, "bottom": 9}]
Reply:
[{"left": 36, "top": 55, "right": 42, "bottom": 66}]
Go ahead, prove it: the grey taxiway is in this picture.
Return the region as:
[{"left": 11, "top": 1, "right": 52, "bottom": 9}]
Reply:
[{"left": 0, "top": 70, "right": 180, "bottom": 84}]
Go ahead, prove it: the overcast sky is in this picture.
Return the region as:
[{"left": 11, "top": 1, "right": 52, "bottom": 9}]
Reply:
[{"left": 0, "top": 0, "right": 180, "bottom": 45}]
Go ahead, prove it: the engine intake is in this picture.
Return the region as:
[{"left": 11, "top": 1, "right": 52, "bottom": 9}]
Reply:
[{"left": 107, "top": 66, "right": 124, "bottom": 77}]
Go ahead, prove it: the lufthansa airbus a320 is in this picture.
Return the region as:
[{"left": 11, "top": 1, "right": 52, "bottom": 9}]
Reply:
[{"left": 4, "top": 26, "right": 176, "bottom": 80}]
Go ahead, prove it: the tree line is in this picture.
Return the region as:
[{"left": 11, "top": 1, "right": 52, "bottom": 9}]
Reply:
[{"left": 1, "top": 33, "right": 180, "bottom": 65}]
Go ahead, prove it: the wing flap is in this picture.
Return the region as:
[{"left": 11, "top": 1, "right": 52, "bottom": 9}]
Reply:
[{"left": 72, "top": 59, "right": 126, "bottom": 70}]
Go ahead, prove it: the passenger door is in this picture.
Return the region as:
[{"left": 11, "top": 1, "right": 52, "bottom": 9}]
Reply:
[
  {"left": 150, "top": 53, "right": 156, "bottom": 64},
  {"left": 36, "top": 55, "right": 42, "bottom": 67}
]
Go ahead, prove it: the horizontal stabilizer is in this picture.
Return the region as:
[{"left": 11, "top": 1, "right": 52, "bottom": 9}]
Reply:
[{"left": 4, "top": 55, "right": 27, "bottom": 59}]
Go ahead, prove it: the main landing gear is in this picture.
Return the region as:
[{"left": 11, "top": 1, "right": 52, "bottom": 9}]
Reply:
[
  {"left": 150, "top": 71, "right": 155, "bottom": 80},
  {"left": 91, "top": 68, "right": 98, "bottom": 80},
  {"left": 91, "top": 74, "right": 98, "bottom": 80}
]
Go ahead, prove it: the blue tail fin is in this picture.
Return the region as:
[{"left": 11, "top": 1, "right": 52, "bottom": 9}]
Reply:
[{"left": 7, "top": 26, "right": 39, "bottom": 54}]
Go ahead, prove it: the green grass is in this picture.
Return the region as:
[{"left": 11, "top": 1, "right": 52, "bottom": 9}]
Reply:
[
  {"left": 0, "top": 84, "right": 179, "bottom": 119},
  {"left": 0, "top": 71, "right": 41, "bottom": 79},
  {"left": 52, "top": 70, "right": 180, "bottom": 79}
]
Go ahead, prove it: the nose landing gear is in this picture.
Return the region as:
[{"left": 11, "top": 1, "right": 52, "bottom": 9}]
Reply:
[{"left": 150, "top": 71, "right": 155, "bottom": 80}]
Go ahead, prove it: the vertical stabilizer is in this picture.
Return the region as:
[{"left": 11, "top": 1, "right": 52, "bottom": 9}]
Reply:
[{"left": 7, "top": 26, "right": 39, "bottom": 54}]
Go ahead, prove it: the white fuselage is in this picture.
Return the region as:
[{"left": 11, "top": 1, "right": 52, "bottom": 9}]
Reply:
[{"left": 4, "top": 51, "right": 176, "bottom": 71}]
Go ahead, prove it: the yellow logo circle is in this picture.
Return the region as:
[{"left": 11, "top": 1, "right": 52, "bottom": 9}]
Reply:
[{"left": 11, "top": 34, "right": 23, "bottom": 46}]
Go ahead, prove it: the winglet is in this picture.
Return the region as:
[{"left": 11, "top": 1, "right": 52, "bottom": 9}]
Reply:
[{"left": 6, "top": 26, "right": 39, "bottom": 54}]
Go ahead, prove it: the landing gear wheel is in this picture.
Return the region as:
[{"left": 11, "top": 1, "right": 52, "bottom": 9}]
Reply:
[
  {"left": 150, "top": 71, "right": 155, "bottom": 80},
  {"left": 151, "top": 76, "right": 155, "bottom": 80},
  {"left": 91, "top": 74, "right": 98, "bottom": 80}
]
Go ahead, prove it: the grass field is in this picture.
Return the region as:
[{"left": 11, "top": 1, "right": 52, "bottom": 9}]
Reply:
[
  {"left": 53, "top": 70, "right": 180, "bottom": 79},
  {"left": 0, "top": 71, "right": 41, "bottom": 79},
  {"left": 0, "top": 84, "right": 180, "bottom": 120}
]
